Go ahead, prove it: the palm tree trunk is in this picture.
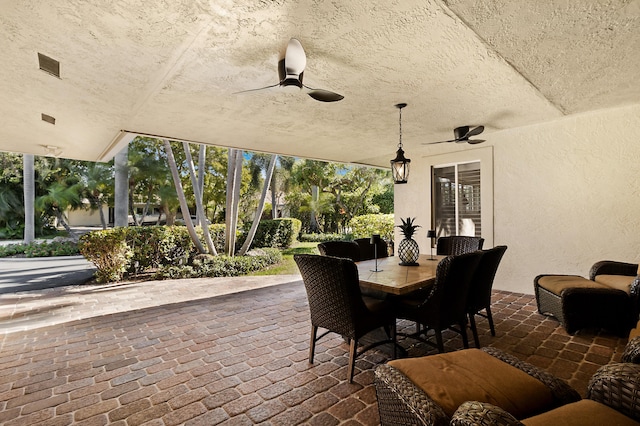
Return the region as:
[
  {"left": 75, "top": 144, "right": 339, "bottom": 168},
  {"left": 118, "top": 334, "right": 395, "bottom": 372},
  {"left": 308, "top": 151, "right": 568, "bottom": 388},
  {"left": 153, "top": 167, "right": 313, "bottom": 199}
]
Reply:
[
  {"left": 162, "top": 139, "right": 205, "bottom": 254},
  {"left": 225, "top": 149, "right": 243, "bottom": 256},
  {"left": 239, "top": 155, "right": 277, "bottom": 255},
  {"left": 114, "top": 145, "right": 129, "bottom": 227},
  {"left": 23, "top": 154, "right": 35, "bottom": 243},
  {"left": 197, "top": 144, "right": 206, "bottom": 226},
  {"left": 183, "top": 142, "right": 217, "bottom": 255}
]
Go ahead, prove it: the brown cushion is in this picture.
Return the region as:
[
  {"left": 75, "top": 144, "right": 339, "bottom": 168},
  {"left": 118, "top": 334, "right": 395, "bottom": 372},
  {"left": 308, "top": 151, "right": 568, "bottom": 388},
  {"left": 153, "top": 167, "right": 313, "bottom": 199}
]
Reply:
[
  {"left": 388, "top": 349, "right": 555, "bottom": 419},
  {"left": 594, "top": 274, "right": 634, "bottom": 294},
  {"left": 537, "top": 275, "right": 607, "bottom": 296},
  {"left": 522, "top": 399, "right": 639, "bottom": 426}
]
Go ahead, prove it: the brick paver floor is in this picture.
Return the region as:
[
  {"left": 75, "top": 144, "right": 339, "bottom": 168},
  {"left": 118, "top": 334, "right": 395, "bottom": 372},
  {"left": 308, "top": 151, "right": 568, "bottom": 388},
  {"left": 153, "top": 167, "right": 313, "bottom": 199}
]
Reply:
[{"left": 0, "top": 276, "right": 630, "bottom": 425}]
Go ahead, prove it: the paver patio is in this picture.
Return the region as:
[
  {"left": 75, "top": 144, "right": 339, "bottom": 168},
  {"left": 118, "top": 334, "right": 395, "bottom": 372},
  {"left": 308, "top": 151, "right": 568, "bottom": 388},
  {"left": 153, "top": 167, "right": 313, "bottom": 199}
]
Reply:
[{"left": 0, "top": 275, "right": 630, "bottom": 425}]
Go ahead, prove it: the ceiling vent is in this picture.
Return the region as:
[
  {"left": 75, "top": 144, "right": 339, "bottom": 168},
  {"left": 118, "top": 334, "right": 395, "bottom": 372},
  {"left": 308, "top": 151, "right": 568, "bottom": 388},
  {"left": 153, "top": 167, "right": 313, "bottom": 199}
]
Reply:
[
  {"left": 38, "top": 53, "right": 60, "bottom": 78},
  {"left": 41, "top": 113, "right": 56, "bottom": 125}
]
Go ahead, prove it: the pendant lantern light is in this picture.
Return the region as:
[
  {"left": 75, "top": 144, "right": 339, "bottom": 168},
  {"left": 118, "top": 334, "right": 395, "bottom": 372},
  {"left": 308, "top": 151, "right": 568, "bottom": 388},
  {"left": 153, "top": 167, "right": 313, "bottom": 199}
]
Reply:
[{"left": 390, "top": 103, "right": 411, "bottom": 184}]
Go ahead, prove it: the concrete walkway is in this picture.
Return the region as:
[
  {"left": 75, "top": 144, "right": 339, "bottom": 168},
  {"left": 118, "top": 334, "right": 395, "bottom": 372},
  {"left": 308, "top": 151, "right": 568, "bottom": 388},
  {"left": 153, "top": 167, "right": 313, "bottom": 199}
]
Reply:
[
  {"left": 0, "top": 274, "right": 302, "bottom": 334},
  {"left": 0, "top": 255, "right": 97, "bottom": 294}
]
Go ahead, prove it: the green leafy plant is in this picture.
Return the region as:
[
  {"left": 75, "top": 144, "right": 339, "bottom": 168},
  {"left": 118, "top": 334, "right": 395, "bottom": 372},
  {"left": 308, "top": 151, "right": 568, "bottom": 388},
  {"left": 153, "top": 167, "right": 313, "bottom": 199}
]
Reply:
[{"left": 397, "top": 217, "right": 420, "bottom": 239}]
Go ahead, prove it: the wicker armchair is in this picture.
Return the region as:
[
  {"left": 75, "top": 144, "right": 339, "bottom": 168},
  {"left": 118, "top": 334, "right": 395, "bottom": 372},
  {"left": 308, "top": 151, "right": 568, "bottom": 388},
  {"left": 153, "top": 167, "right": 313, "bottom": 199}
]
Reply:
[
  {"left": 293, "top": 254, "right": 396, "bottom": 382},
  {"left": 436, "top": 236, "right": 484, "bottom": 256},
  {"left": 466, "top": 245, "right": 508, "bottom": 347},
  {"left": 451, "top": 362, "right": 640, "bottom": 425},
  {"left": 392, "top": 252, "right": 483, "bottom": 352},
  {"left": 374, "top": 347, "right": 580, "bottom": 426},
  {"left": 317, "top": 240, "right": 361, "bottom": 261}
]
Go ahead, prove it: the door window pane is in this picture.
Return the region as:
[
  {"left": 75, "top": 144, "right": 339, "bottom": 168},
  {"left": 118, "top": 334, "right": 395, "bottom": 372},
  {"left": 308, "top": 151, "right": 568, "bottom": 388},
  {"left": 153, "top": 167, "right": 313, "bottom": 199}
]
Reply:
[{"left": 432, "top": 161, "right": 481, "bottom": 238}]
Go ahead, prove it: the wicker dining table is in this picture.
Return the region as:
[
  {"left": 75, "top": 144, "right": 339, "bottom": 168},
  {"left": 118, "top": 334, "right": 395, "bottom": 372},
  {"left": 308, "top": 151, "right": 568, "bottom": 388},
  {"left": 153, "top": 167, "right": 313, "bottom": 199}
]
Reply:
[{"left": 356, "top": 254, "right": 444, "bottom": 295}]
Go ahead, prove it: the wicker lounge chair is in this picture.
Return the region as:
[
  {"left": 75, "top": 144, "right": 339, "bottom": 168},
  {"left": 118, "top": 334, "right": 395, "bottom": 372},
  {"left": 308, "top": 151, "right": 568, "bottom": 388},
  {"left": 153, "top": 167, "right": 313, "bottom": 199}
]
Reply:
[
  {"left": 374, "top": 346, "right": 581, "bottom": 426},
  {"left": 535, "top": 260, "right": 639, "bottom": 334},
  {"left": 451, "top": 362, "right": 640, "bottom": 425}
]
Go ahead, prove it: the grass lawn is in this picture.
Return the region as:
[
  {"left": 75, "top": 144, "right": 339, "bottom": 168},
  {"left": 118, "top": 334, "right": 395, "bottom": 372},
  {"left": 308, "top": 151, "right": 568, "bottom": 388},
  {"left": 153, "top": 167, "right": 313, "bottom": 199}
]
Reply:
[{"left": 250, "top": 241, "right": 319, "bottom": 276}]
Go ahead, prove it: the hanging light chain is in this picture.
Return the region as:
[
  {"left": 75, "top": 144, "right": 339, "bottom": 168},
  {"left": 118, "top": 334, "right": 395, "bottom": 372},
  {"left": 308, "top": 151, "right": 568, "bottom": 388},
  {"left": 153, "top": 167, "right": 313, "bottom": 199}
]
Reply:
[{"left": 398, "top": 107, "right": 403, "bottom": 149}]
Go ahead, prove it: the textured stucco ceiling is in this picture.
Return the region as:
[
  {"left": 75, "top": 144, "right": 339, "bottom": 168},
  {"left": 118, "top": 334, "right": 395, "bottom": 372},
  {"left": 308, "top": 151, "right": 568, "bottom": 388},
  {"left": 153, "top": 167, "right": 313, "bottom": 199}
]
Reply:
[{"left": 0, "top": 0, "right": 638, "bottom": 167}]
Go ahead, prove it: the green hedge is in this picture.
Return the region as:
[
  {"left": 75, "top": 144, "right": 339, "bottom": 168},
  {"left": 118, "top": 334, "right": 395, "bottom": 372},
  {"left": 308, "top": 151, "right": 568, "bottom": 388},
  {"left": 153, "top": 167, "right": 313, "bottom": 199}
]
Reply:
[
  {"left": 154, "top": 248, "right": 282, "bottom": 279},
  {"left": 0, "top": 240, "right": 80, "bottom": 258},
  {"left": 299, "top": 233, "right": 350, "bottom": 242},
  {"left": 252, "top": 218, "right": 301, "bottom": 249}
]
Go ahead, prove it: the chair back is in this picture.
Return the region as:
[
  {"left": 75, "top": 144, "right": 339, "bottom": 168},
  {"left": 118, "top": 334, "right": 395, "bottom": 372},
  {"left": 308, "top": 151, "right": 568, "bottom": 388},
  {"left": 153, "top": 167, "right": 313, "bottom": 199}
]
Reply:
[
  {"left": 436, "top": 236, "right": 485, "bottom": 255},
  {"left": 422, "top": 251, "right": 483, "bottom": 326},
  {"left": 354, "top": 238, "right": 389, "bottom": 260},
  {"left": 294, "top": 254, "right": 368, "bottom": 339},
  {"left": 467, "top": 246, "right": 508, "bottom": 312},
  {"left": 317, "top": 241, "right": 361, "bottom": 261}
]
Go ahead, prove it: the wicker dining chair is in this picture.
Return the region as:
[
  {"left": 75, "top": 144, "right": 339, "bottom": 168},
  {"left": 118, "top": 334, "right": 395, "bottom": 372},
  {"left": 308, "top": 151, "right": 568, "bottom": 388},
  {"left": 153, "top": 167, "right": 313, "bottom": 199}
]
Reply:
[
  {"left": 354, "top": 238, "right": 390, "bottom": 260},
  {"left": 317, "top": 240, "right": 361, "bottom": 261},
  {"left": 466, "top": 245, "right": 508, "bottom": 347},
  {"left": 294, "top": 254, "right": 397, "bottom": 382},
  {"left": 436, "top": 236, "right": 484, "bottom": 255},
  {"left": 393, "top": 251, "right": 483, "bottom": 352}
]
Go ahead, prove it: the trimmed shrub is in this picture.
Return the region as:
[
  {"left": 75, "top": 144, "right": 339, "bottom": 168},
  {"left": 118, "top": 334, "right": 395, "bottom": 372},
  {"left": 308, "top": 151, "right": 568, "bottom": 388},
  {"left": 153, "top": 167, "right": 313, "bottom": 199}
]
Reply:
[
  {"left": 349, "top": 214, "right": 395, "bottom": 241},
  {"left": 252, "top": 218, "right": 301, "bottom": 249},
  {"left": 79, "top": 228, "right": 133, "bottom": 283}
]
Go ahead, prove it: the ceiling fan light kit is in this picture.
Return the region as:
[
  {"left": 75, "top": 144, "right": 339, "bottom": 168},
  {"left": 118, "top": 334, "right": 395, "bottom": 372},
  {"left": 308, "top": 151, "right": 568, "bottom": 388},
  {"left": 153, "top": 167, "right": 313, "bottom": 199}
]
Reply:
[
  {"left": 236, "top": 38, "right": 343, "bottom": 102},
  {"left": 391, "top": 103, "right": 411, "bottom": 184}
]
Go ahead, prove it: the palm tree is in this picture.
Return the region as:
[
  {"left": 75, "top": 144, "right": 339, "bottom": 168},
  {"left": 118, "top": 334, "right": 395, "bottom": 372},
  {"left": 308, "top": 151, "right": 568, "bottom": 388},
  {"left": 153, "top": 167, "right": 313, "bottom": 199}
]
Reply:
[
  {"left": 163, "top": 139, "right": 205, "bottom": 253},
  {"left": 238, "top": 154, "right": 277, "bottom": 255}
]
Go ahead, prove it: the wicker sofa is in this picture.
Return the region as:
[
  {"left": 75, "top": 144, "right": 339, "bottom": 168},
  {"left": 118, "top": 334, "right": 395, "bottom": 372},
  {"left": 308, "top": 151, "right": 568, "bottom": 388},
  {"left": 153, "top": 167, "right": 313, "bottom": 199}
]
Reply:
[
  {"left": 374, "top": 339, "right": 640, "bottom": 426},
  {"left": 534, "top": 260, "right": 640, "bottom": 334}
]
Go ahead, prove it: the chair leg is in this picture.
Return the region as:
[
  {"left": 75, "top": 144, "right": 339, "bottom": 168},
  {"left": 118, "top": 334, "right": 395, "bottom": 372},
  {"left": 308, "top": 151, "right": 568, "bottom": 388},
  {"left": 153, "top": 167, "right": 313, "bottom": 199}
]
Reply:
[
  {"left": 347, "top": 339, "right": 357, "bottom": 383},
  {"left": 435, "top": 330, "right": 445, "bottom": 353},
  {"left": 460, "top": 321, "right": 469, "bottom": 349},
  {"left": 309, "top": 325, "right": 318, "bottom": 363},
  {"left": 486, "top": 306, "right": 496, "bottom": 336},
  {"left": 469, "top": 314, "right": 480, "bottom": 348},
  {"left": 391, "top": 322, "right": 397, "bottom": 359}
]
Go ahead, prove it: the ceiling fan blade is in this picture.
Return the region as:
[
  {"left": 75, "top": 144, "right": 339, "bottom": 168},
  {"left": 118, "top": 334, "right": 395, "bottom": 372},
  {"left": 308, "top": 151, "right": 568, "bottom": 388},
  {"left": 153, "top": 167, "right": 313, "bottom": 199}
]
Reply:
[
  {"left": 285, "top": 38, "right": 306, "bottom": 77},
  {"left": 465, "top": 125, "right": 485, "bottom": 138},
  {"left": 303, "top": 86, "right": 344, "bottom": 102},
  {"left": 467, "top": 139, "right": 486, "bottom": 145},
  {"left": 233, "top": 83, "right": 280, "bottom": 95},
  {"left": 307, "top": 90, "right": 344, "bottom": 102},
  {"left": 422, "top": 139, "right": 457, "bottom": 145}
]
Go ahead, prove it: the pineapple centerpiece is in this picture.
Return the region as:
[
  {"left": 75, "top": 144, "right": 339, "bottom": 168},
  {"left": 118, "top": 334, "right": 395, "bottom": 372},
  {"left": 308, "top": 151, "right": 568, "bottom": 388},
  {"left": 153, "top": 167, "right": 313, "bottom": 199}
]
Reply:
[{"left": 397, "top": 217, "right": 421, "bottom": 266}]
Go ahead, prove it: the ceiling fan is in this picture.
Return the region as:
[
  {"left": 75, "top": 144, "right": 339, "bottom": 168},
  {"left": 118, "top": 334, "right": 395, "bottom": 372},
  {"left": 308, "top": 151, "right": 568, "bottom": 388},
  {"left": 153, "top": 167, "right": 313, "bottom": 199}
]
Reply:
[
  {"left": 235, "top": 38, "right": 344, "bottom": 102},
  {"left": 423, "top": 126, "right": 486, "bottom": 145}
]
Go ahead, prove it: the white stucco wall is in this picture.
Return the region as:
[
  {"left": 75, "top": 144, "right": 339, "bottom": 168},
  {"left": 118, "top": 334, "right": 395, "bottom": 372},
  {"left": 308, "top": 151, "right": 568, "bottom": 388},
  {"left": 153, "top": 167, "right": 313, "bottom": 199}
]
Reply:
[{"left": 395, "top": 104, "right": 640, "bottom": 294}]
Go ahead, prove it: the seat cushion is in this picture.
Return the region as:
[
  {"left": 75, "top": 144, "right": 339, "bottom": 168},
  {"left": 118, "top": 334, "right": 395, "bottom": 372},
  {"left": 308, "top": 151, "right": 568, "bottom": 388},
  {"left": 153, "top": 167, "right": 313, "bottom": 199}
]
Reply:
[
  {"left": 536, "top": 275, "right": 607, "bottom": 296},
  {"left": 388, "top": 349, "right": 555, "bottom": 419},
  {"left": 522, "top": 399, "right": 639, "bottom": 426},
  {"left": 594, "top": 274, "right": 634, "bottom": 294}
]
